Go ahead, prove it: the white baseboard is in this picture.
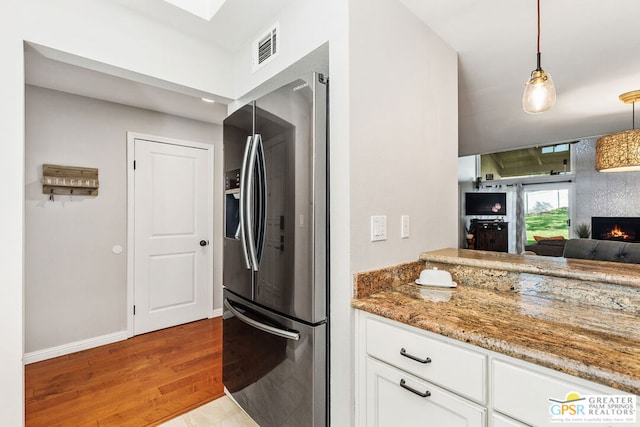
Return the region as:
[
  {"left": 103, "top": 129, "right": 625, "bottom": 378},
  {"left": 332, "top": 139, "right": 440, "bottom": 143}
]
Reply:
[
  {"left": 211, "top": 308, "right": 223, "bottom": 318},
  {"left": 23, "top": 330, "right": 128, "bottom": 364}
]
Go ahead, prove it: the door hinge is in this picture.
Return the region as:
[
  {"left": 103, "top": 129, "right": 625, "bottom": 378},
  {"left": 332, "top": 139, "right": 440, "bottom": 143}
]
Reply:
[
  {"left": 133, "top": 305, "right": 136, "bottom": 315},
  {"left": 133, "top": 160, "right": 136, "bottom": 170}
]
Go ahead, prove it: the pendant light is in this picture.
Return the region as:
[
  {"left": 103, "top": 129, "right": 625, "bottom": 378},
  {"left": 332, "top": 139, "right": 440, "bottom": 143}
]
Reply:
[
  {"left": 522, "top": 0, "right": 556, "bottom": 114},
  {"left": 595, "top": 91, "right": 640, "bottom": 172}
]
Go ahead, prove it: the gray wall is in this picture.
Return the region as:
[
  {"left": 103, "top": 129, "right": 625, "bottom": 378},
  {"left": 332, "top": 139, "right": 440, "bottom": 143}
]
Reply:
[
  {"left": 25, "top": 85, "right": 222, "bottom": 354},
  {"left": 348, "top": 0, "right": 459, "bottom": 274},
  {"left": 574, "top": 138, "right": 640, "bottom": 232}
]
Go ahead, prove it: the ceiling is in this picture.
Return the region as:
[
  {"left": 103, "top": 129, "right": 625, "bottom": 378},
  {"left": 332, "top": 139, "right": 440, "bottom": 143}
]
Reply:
[
  {"left": 25, "top": 46, "right": 229, "bottom": 124},
  {"left": 24, "top": 0, "right": 294, "bottom": 126},
  {"left": 25, "top": 0, "right": 640, "bottom": 156},
  {"left": 399, "top": 0, "right": 640, "bottom": 156},
  {"left": 106, "top": 0, "right": 292, "bottom": 53}
]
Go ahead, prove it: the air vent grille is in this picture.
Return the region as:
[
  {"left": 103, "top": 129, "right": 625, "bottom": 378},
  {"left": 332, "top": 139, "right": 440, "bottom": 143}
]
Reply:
[
  {"left": 253, "top": 23, "right": 279, "bottom": 72},
  {"left": 258, "top": 32, "right": 273, "bottom": 64}
]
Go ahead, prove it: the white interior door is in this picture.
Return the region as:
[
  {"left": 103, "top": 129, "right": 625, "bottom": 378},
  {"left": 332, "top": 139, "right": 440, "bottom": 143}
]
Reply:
[{"left": 133, "top": 136, "right": 212, "bottom": 335}]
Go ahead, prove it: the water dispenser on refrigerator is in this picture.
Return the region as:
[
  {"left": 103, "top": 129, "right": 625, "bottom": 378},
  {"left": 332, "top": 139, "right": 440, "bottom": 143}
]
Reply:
[{"left": 225, "top": 168, "right": 241, "bottom": 239}]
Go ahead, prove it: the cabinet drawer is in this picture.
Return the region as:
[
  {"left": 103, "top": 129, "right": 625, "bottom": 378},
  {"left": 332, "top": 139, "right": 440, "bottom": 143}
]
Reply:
[
  {"left": 366, "top": 357, "right": 486, "bottom": 427},
  {"left": 492, "top": 359, "right": 637, "bottom": 427},
  {"left": 491, "top": 413, "right": 528, "bottom": 427},
  {"left": 366, "top": 317, "right": 487, "bottom": 403}
]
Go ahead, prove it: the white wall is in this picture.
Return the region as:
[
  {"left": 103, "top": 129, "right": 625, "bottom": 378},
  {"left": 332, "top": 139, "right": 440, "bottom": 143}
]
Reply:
[
  {"left": 22, "top": 0, "right": 235, "bottom": 99},
  {"left": 324, "top": 0, "right": 352, "bottom": 423},
  {"left": 0, "top": 1, "right": 26, "bottom": 425},
  {"left": 24, "top": 86, "right": 222, "bottom": 354},
  {"left": 349, "top": 0, "right": 458, "bottom": 274},
  {"left": 232, "top": 0, "right": 333, "bottom": 100}
]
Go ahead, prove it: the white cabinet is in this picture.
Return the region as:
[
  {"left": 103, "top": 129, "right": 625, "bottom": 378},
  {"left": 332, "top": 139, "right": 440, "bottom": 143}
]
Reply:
[
  {"left": 366, "top": 357, "right": 486, "bottom": 427},
  {"left": 356, "top": 311, "right": 638, "bottom": 427},
  {"left": 491, "top": 413, "right": 528, "bottom": 427},
  {"left": 492, "top": 360, "right": 639, "bottom": 427},
  {"left": 358, "top": 312, "right": 487, "bottom": 427},
  {"left": 366, "top": 317, "right": 486, "bottom": 403}
]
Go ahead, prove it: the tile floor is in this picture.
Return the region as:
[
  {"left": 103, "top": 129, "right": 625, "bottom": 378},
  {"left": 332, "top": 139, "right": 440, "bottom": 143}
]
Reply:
[{"left": 160, "top": 395, "right": 259, "bottom": 427}]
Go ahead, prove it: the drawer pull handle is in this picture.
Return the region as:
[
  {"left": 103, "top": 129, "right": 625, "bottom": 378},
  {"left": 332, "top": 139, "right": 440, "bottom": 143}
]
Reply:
[
  {"left": 400, "top": 347, "right": 432, "bottom": 364},
  {"left": 400, "top": 379, "right": 431, "bottom": 398}
]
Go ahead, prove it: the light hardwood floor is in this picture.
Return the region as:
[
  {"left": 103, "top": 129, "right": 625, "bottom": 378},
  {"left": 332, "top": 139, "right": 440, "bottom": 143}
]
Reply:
[{"left": 25, "top": 317, "right": 224, "bottom": 427}]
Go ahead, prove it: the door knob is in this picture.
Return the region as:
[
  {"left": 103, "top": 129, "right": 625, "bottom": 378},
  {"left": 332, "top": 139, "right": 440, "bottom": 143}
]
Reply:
[{"left": 200, "top": 240, "right": 209, "bottom": 247}]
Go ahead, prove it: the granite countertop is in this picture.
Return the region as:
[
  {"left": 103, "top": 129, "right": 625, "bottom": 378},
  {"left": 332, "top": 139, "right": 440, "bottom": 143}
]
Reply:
[
  {"left": 352, "top": 249, "right": 640, "bottom": 395},
  {"left": 420, "top": 248, "right": 640, "bottom": 288}
]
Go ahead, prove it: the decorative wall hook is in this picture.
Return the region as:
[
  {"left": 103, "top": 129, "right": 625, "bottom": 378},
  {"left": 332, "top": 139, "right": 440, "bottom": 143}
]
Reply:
[{"left": 42, "top": 164, "right": 99, "bottom": 199}]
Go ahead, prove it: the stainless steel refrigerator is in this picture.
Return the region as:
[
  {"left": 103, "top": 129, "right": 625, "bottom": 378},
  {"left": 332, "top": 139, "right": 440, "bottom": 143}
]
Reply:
[{"left": 222, "top": 72, "right": 328, "bottom": 427}]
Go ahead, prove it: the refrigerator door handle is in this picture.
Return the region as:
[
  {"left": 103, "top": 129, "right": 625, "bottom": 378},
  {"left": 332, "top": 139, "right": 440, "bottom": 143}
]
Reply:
[
  {"left": 246, "top": 134, "right": 260, "bottom": 272},
  {"left": 254, "top": 134, "right": 267, "bottom": 264},
  {"left": 224, "top": 298, "right": 300, "bottom": 341},
  {"left": 239, "top": 135, "right": 253, "bottom": 270}
]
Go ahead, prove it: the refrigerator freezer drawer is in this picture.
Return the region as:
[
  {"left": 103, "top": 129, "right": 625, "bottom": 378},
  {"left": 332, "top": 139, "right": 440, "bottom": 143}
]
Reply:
[{"left": 223, "top": 289, "right": 326, "bottom": 427}]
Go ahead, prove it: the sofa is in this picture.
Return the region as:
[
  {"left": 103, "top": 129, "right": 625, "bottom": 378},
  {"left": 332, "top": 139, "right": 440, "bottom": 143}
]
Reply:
[
  {"left": 524, "top": 238, "right": 567, "bottom": 257},
  {"left": 562, "top": 238, "right": 640, "bottom": 264}
]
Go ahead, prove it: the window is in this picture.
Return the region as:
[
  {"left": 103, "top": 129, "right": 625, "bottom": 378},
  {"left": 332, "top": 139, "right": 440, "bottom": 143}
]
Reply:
[
  {"left": 480, "top": 143, "right": 573, "bottom": 179},
  {"left": 540, "top": 143, "right": 569, "bottom": 154}
]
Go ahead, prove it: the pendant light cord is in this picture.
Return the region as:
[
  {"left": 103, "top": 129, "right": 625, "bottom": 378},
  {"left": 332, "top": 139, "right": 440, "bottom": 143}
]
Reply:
[
  {"left": 535, "top": 0, "right": 542, "bottom": 71},
  {"left": 537, "top": 0, "right": 541, "bottom": 54}
]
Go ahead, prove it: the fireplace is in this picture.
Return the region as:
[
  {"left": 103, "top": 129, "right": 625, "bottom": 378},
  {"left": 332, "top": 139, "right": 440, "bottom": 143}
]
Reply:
[{"left": 591, "top": 217, "right": 640, "bottom": 242}]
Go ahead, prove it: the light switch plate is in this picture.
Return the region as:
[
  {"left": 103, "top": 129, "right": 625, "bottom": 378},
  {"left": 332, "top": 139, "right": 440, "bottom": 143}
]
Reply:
[
  {"left": 371, "top": 215, "right": 387, "bottom": 242},
  {"left": 401, "top": 215, "right": 410, "bottom": 238}
]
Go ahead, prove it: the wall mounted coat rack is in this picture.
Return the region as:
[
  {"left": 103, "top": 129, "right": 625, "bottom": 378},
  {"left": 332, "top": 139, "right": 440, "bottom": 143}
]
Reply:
[{"left": 42, "top": 164, "right": 99, "bottom": 199}]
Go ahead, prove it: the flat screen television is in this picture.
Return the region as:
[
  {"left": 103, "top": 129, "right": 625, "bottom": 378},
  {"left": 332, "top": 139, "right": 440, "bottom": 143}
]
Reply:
[{"left": 465, "top": 192, "right": 507, "bottom": 216}]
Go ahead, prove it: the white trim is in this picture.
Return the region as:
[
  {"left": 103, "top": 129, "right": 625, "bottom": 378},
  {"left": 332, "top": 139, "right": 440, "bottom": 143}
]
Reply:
[
  {"left": 24, "top": 331, "right": 128, "bottom": 364},
  {"left": 126, "top": 132, "right": 215, "bottom": 338},
  {"left": 211, "top": 308, "right": 223, "bottom": 318},
  {"left": 522, "top": 181, "right": 576, "bottom": 238},
  {"left": 127, "top": 134, "right": 135, "bottom": 338},
  {"left": 128, "top": 131, "right": 214, "bottom": 151}
]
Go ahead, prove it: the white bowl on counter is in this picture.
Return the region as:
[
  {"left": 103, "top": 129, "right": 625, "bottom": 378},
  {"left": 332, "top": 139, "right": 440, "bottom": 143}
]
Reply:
[{"left": 415, "top": 267, "right": 457, "bottom": 288}]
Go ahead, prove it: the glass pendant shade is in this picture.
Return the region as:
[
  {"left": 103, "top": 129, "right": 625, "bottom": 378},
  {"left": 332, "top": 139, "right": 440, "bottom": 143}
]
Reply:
[
  {"left": 522, "top": 69, "right": 556, "bottom": 114},
  {"left": 522, "top": 0, "right": 556, "bottom": 114}
]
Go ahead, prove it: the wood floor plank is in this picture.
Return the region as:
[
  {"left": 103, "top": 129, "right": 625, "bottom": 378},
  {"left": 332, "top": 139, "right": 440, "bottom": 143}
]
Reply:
[{"left": 25, "top": 317, "right": 224, "bottom": 427}]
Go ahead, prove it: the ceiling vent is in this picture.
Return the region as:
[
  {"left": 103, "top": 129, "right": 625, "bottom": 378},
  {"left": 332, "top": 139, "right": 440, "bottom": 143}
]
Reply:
[{"left": 252, "top": 23, "right": 279, "bottom": 72}]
